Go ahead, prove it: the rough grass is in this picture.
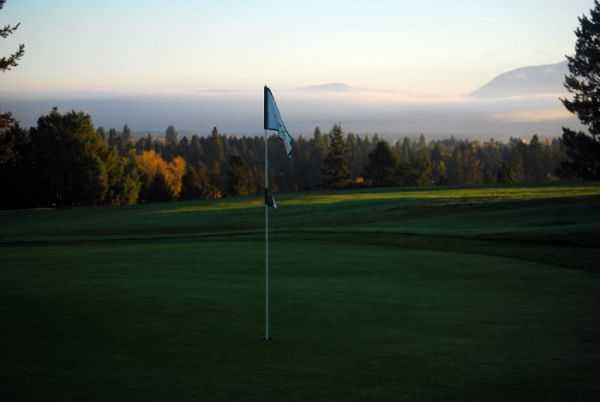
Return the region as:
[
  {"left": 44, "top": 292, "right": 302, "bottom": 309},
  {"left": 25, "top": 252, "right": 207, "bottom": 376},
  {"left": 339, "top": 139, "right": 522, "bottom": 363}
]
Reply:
[{"left": 1, "top": 183, "right": 600, "bottom": 402}]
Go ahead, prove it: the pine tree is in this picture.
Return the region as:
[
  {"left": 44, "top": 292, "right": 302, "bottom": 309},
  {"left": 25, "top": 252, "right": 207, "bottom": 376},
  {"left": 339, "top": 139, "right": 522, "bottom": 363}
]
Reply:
[
  {"left": 181, "top": 163, "right": 210, "bottom": 200},
  {"left": 309, "top": 127, "right": 326, "bottom": 188},
  {"left": 526, "top": 135, "right": 545, "bottom": 182},
  {"left": 430, "top": 144, "right": 447, "bottom": 184},
  {"left": 108, "top": 128, "right": 119, "bottom": 149},
  {"left": 227, "top": 155, "right": 253, "bottom": 196},
  {"left": 0, "top": 0, "right": 24, "bottom": 72},
  {"left": 321, "top": 124, "right": 350, "bottom": 189},
  {"left": 364, "top": 141, "right": 397, "bottom": 186},
  {"left": 119, "top": 125, "right": 132, "bottom": 155},
  {"left": 413, "top": 146, "right": 433, "bottom": 186},
  {"left": 0, "top": 0, "right": 25, "bottom": 128},
  {"left": 399, "top": 137, "right": 412, "bottom": 164},
  {"left": 165, "top": 125, "right": 178, "bottom": 147},
  {"left": 560, "top": 0, "right": 600, "bottom": 179}
]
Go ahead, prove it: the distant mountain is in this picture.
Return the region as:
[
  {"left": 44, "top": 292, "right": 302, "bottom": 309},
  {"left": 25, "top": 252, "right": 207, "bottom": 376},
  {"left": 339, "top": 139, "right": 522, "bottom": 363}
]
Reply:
[
  {"left": 298, "top": 83, "right": 353, "bottom": 92},
  {"left": 471, "top": 61, "right": 568, "bottom": 98}
]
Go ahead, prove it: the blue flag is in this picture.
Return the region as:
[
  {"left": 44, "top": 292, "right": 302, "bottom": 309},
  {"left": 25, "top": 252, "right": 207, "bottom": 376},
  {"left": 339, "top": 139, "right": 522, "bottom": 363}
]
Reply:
[{"left": 264, "top": 86, "right": 294, "bottom": 158}]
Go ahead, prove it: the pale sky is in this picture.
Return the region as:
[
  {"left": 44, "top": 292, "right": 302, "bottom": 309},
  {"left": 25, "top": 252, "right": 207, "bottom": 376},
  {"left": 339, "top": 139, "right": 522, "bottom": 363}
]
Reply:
[{"left": 0, "top": 0, "right": 595, "bottom": 97}]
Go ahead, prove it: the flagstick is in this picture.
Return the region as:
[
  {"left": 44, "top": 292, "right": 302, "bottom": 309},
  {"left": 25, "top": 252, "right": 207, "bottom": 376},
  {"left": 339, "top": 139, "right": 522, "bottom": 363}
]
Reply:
[{"left": 264, "top": 129, "right": 270, "bottom": 341}]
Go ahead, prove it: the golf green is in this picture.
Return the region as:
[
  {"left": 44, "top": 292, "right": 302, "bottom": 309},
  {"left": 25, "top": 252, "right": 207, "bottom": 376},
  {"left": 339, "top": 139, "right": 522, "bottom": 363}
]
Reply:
[{"left": 1, "top": 184, "right": 599, "bottom": 401}]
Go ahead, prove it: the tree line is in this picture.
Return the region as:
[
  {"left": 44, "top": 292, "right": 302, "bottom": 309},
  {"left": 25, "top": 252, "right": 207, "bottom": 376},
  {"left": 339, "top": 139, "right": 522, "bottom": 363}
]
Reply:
[
  {"left": 2, "top": 0, "right": 600, "bottom": 210},
  {"left": 0, "top": 108, "right": 571, "bottom": 209}
]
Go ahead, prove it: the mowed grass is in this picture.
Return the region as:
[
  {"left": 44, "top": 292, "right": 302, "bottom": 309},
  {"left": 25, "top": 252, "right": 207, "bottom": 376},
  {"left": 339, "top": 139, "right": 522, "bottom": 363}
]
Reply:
[{"left": 1, "top": 183, "right": 600, "bottom": 402}]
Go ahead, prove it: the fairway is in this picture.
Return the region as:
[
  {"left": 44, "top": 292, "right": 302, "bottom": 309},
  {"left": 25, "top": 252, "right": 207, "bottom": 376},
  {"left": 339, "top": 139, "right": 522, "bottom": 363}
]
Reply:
[{"left": 2, "top": 184, "right": 600, "bottom": 402}]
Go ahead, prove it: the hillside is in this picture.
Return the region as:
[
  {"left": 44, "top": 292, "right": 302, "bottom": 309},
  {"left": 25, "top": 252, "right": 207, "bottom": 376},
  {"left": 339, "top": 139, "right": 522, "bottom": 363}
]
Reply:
[
  {"left": 2, "top": 184, "right": 600, "bottom": 270},
  {"left": 472, "top": 61, "right": 568, "bottom": 98}
]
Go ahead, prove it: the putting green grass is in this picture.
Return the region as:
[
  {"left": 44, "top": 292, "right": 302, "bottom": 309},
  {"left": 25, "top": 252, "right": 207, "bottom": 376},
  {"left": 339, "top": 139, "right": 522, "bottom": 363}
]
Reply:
[{"left": 1, "top": 184, "right": 600, "bottom": 401}]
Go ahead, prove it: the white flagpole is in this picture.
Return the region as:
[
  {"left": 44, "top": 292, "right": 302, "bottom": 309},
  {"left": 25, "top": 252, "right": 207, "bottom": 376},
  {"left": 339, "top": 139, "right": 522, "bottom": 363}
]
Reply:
[{"left": 264, "top": 128, "right": 270, "bottom": 341}]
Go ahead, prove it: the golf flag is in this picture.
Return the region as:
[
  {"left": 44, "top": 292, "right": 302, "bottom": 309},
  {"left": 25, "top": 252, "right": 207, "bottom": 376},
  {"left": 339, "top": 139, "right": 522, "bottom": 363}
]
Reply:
[
  {"left": 264, "top": 86, "right": 294, "bottom": 158},
  {"left": 263, "top": 86, "right": 291, "bottom": 341}
]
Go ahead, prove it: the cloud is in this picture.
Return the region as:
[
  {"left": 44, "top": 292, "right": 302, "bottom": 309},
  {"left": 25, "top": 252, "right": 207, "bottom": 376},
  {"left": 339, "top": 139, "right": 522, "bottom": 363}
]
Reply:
[
  {"left": 296, "top": 83, "right": 353, "bottom": 92},
  {"left": 493, "top": 108, "right": 573, "bottom": 123},
  {"left": 196, "top": 88, "right": 246, "bottom": 94}
]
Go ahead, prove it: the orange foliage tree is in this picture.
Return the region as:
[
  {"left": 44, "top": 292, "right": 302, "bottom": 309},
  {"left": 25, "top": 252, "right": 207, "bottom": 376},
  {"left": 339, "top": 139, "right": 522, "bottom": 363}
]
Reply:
[{"left": 136, "top": 150, "right": 186, "bottom": 201}]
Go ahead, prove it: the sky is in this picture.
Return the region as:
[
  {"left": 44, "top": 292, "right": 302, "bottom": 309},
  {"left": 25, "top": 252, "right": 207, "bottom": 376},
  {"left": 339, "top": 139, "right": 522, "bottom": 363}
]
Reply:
[{"left": 0, "top": 0, "right": 595, "bottom": 97}]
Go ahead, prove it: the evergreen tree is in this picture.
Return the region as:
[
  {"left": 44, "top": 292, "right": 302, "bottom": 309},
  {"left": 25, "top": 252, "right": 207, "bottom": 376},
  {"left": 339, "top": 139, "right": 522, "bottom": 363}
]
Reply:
[
  {"left": 321, "top": 124, "right": 350, "bottom": 189},
  {"left": 165, "top": 125, "right": 178, "bottom": 147},
  {"left": 0, "top": 0, "right": 24, "bottom": 72},
  {"left": 479, "top": 140, "right": 502, "bottom": 184},
  {"left": 395, "top": 161, "right": 419, "bottom": 186},
  {"left": 309, "top": 127, "right": 326, "bottom": 187},
  {"left": 417, "top": 133, "right": 427, "bottom": 150},
  {"left": 0, "top": 119, "right": 22, "bottom": 164},
  {"left": 189, "top": 135, "right": 204, "bottom": 165},
  {"left": 399, "top": 137, "right": 412, "bottom": 164},
  {"left": 413, "top": 146, "right": 433, "bottom": 186},
  {"left": 178, "top": 135, "right": 189, "bottom": 159},
  {"left": 181, "top": 163, "right": 211, "bottom": 200},
  {"left": 430, "top": 144, "right": 447, "bottom": 184},
  {"left": 164, "top": 125, "right": 178, "bottom": 160},
  {"left": 29, "top": 108, "right": 109, "bottom": 206},
  {"left": 135, "top": 133, "right": 153, "bottom": 154},
  {"left": 0, "top": 0, "right": 25, "bottom": 128},
  {"left": 560, "top": 0, "right": 600, "bottom": 178},
  {"left": 364, "top": 141, "right": 397, "bottom": 186},
  {"left": 108, "top": 128, "right": 119, "bottom": 149},
  {"left": 526, "top": 135, "right": 546, "bottom": 182},
  {"left": 0, "top": 123, "right": 33, "bottom": 208},
  {"left": 208, "top": 127, "right": 224, "bottom": 164},
  {"left": 119, "top": 124, "right": 132, "bottom": 155},
  {"left": 209, "top": 160, "right": 223, "bottom": 194},
  {"left": 503, "top": 139, "right": 526, "bottom": 183},
  {"left": 227, "top": 155, "right": 253, "bottom": 196},
  {"left": 447, "top": 142, "right": 481, "bottom": 185}
]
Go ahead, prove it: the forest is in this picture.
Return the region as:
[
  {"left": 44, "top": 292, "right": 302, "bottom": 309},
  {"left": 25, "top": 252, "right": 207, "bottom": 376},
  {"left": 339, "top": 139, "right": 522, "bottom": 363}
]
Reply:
[{"left": 0, "top": 108, "right": 568, "bottom": 209}]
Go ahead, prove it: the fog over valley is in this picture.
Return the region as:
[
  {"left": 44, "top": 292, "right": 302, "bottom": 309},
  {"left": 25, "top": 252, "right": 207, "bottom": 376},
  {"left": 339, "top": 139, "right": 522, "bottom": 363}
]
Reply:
[{"left": 0, "top": 62, "right": 579, "bottom": 140}]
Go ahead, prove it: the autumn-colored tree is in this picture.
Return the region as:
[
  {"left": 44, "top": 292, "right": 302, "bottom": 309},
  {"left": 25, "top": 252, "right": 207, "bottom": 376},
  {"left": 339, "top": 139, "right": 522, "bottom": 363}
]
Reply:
[
  {"left": 137, "top": 150, "right": 186, "bottom": 201},
  {"left": 165, "top": 156, "right": 186, "bottom": 196},
  {"left": 104, "top": 148, "right": 141, "bottom": 205}
]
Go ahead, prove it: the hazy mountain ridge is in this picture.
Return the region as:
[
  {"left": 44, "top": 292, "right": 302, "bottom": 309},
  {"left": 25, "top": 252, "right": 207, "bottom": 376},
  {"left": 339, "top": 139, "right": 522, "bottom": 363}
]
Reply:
[{"left": 471, "top": 61, "right": 568, "bottom": 98}]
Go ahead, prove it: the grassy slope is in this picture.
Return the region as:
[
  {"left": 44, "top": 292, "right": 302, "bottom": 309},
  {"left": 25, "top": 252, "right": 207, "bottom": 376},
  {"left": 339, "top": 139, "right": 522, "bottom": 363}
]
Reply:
[
  {"left": 1, "top": 184, "right": 600, "bottom": 402},
  {"left": 2, "top": 184, "right": 599, "bottom": 269}
]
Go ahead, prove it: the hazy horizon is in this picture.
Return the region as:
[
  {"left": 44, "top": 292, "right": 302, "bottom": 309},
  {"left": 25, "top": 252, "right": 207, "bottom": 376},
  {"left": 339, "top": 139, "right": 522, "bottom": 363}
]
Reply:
[{"left": 0, "top": 87, "right": 579, "bottom": 140}]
